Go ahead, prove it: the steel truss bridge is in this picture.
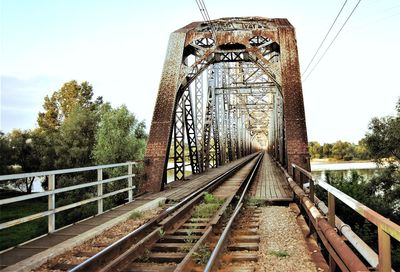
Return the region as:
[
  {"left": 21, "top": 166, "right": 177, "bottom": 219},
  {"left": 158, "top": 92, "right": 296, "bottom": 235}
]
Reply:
[
  {"left": 0, "top": 17, "right": 399, "bottom": 272},
  {"left": 144, "top": 17, "right": 308, "bottom": 192}
]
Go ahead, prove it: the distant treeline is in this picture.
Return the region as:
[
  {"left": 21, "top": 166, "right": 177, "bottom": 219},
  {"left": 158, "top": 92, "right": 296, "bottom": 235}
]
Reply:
[{"left": 308, "top": 140, "right": 370, "bottom": 161}]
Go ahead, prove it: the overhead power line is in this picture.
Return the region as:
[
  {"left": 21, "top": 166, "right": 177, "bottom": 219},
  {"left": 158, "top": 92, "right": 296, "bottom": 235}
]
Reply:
[
  {"left": 302, "top": 0, "right": 348, "bottom": 77},
  {"left": 304, "top": 0, "right": 362, "bottom": 82},
  {"left": 195, "top": 0, "right": 216, "bottom": 40}
]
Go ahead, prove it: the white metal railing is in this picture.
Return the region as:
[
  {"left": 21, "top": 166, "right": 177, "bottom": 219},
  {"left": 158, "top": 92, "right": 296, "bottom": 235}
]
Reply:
[
  {"left": 291, "top": 163, "right": 400, "bottom": 272},
  {"left": 0, "top": 162, "right": 138, "bottom": 234}
]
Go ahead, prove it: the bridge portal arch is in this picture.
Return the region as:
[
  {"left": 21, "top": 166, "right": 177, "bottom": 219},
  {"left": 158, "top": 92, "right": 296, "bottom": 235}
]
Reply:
[{"left": 142, "top": 17, "right": 309, "bottom": 192}]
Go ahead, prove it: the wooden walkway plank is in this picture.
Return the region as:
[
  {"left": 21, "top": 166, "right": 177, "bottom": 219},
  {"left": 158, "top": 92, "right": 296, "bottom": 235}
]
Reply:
[{"left": 251, "top": 153, "right": 293, "bottom": 202}]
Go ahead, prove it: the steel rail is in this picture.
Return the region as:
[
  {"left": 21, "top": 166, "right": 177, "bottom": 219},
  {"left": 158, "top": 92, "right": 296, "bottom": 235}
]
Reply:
[
  {"left": 204, "top": 152, "right": 263, "bottom": 272},
  {"left": 70, "top": 153, "right": 260, "bottom": 272}
]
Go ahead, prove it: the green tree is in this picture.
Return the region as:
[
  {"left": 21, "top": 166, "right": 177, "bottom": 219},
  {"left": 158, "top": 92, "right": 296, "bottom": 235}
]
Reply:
[
  {"left": 364, "top": 98, "right": 400, "bottom": 221},
  {"left": 54, "top": 106, "right": 99, "bottom": 169},
  {"left": 93, "top": 105, "right": 147, "bottom": 164},
  {"left": 37, "top": 80, "right": 102, "bottom": 133},
  {"left": 322, "top": 143, "right": 333, "bottom": 158},
  {"left": 363, "top": 98, "right": 400, "bottom": 270},
  {"left": 365, "top": 99, "right": 400, "bottom": 163},
  {"left": 92, "top": 105, "right": 147, "bottom": 209},
  {"left": 0, "top": 131, "right": 12, "bottom": 175},
  {"left": 36, "top": 80, "right": 103, "bottom": 171},
  {"left": 6, "top": 130, "right": 43, "bottom": 193},
  {"left": 308, "top": 141, "right": 322, "bottom": 159},
  {"left": 332, "top": 140, "right": 354, "bottom": 160},
  {"left": 353, "top": 139, "right": 370, "bottom": 160}
]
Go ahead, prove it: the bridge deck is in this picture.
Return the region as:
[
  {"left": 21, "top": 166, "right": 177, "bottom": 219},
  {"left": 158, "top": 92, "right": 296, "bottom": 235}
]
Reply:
[
  {"left": 251, "top": 153, "right": 293, "bottom": 202},
  {"left": 0, "top": 154, "right": 255, "bottom": 271},
  {"left": 138, "top": 154, "right": 255, "bottom": 202}
]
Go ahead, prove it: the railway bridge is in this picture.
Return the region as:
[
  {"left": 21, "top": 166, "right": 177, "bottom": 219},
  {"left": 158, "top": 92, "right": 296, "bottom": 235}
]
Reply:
[{"left": 0, "top": 17, "right": 399, "bottom": 272}]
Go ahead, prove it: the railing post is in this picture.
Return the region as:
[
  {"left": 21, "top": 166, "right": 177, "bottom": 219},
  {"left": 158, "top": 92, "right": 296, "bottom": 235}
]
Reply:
[
  {"left": 328, "top": 192, "right": 335, "bottom": 227},
  {"left": 309, "top": 178, "right": 315, "bottom": 203},
  {"left": 328, "top": 192, "right": 336, "bottom": 272},
  {"left": 128, "top": 163, "right": 133, "bottom": 202},
  {"left": 97, "top": 169, "right": 103, "bottom": 214},
  {"left": 48, "top": 174, "right": 55, "bottom": 233},
  {"left": 378, "top": 226, "right": 391, "bottom": 272}
]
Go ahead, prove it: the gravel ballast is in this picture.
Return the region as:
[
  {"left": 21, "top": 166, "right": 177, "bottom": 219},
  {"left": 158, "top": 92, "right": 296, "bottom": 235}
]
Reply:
[{"left": 257, "top": 206, "right": 320, "bottom": 272}]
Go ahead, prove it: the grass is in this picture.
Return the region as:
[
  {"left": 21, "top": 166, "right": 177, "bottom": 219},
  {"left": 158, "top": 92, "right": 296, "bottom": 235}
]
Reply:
[
  {"left": 269, "top": 249, "right": 290, "bottom": 258},
  {"left": 192, "top": 203, "right": 221, "bottom": 218},
  {"left": 191, "top": 193, "right": 224, "bottom": 219},
  {"left": 203, "top": 192, "right": 223, "bottom": 205},
  {"left": 129, "top": 210, "right": 143, "bottom": 220},
  {"left": 0, "top": 190, "right": 48, "bottom": 251},
  {"left": 192, "top": 244, "right": 212, "bottom": 264}
]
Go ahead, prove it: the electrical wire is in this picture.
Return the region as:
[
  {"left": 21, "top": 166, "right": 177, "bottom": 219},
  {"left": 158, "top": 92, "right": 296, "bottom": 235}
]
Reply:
[
  {"left": 302, "top": 0, "right": 348, "bottom": 77},
  {"left": 195, "top": 0, "right": 216, "bottom": 40},
  {"left": 304, "top": 0, "right": 362, "bottom": 82}
]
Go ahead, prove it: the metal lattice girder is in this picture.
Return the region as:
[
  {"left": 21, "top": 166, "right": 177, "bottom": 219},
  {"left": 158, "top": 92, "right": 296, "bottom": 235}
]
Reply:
[
  {"left": 174, "top": 95, "right": 185, "bottom": 181},
  {"left": 194, "top": 62, "right": 204, "bottom": 172},
  {"left": 209, "top": 65, "right": 221, "bottom": 167},
  {"left": 182, "top": 89, "right": 201, "bottom": 174},
  {"left": 144, "top": 17, "right": 310, "bottom": 192},
  {"left": 202, "top": 84, "right": 213, "bottom": 170}
]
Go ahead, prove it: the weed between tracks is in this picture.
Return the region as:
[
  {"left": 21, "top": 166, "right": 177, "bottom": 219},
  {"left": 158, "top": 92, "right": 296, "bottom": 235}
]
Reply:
[
  {"left": 192, "top": 244, "right": 212, "bottom": 265},
  {"left": 192, "top": 193, "right": 224, "bottom": 218},
  {"left": 269, "top": 249, "right": 289, "bottom": 258},
  {"left": 129, "top": 211, "right": 143, "bottom": 220},
  {"left": 137, "top": 248, "right": 151, "bottom": 262}
]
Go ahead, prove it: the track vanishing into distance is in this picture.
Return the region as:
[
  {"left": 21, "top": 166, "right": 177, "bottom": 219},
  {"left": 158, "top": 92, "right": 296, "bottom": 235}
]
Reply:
[{"left": 67, "top": 153, "right": 263, "bottom": 272}]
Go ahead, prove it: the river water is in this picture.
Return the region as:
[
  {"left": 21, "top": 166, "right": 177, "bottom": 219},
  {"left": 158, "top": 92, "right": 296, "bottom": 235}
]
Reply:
[{"left": 311, "top": 161, "right": 379, "bottom": 182}]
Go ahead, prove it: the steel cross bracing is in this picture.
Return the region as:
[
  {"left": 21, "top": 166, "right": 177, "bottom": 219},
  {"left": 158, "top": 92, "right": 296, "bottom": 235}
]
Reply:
[
  {"left": 173, "top": 94, "right": 185, "bottom": 181},
  {"left": 144, "top": 17, "right": 310, "bottom": 191}
]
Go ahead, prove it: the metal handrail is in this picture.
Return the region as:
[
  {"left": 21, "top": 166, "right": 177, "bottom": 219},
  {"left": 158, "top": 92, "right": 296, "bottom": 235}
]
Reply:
[
  {"left": 0, "top": 161, "right": 136, "bottom": 181},
  {"left": 0, "top": 161, "right": 139, "bottom": 238},
  {"left": 317, "top": 179, "right": 400, "bottom": 242},
  {"left": 292, "top": 162, "right": 400, "bottom": 272}
]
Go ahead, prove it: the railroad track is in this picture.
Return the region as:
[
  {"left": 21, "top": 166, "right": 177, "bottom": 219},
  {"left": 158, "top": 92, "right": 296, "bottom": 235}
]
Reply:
[{"left": 68, "top": 152, "right": 263, "bottom": 272}]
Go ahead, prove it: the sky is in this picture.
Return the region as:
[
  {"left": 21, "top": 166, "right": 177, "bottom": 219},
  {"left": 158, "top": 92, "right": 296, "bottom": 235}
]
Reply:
[{"left": 0, "top": 0, "right": 399, "bottom": 144}]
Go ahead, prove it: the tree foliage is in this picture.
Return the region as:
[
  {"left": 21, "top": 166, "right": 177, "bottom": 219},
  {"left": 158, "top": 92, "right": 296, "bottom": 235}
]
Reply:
[
  {"left": 364, "top": 98, "right": 400, "bottom": 163},
  {"left": 0, "top": 132, "right": 12, "bottom": 175},
  {"left": 2, "top": 130, "right": 44, "bottom": 193},
  {"left": 92, "top": 105, "right": 147, "bottom": 165},
  {"left": 364, "top": 98, "right": 400, "bottom": 224},
  {"left": 37, "top": 80, "right": 102, "bottom": 132},
  {"left": 54, "top": 106, "right": 100, "bottom": 169}
]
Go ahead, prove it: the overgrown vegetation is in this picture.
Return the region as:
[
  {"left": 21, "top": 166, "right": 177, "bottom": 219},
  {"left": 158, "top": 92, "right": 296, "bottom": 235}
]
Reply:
[
  {"left": 130, "top": 211, "right": 143, "bottom": 220},
  {"left": 203, "top": 192, "right": 223, "bottom": 205},
  {"left": 192, "top": 193, "right": 223, "bottom": 218}
]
